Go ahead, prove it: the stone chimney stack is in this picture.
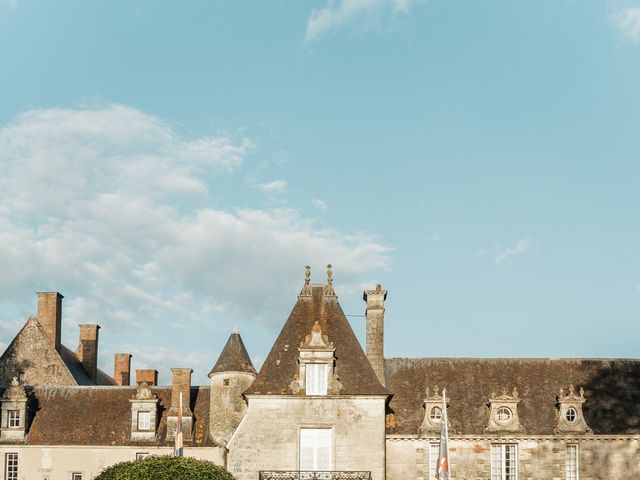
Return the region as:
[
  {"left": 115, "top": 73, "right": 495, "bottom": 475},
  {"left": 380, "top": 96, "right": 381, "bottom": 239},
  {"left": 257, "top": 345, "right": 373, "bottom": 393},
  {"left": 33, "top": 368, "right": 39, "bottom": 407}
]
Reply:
[
  {"left": 37, "top": 292, "right": 63, "bottom": 352},
  {"left": 167, "top": 368, "right": 193, "bottom": 441},
  {"left": 136, "top": 369, "right": 158, "bottom": 386},
  {"left": 77, "top": 324, "right": 100, "bottom": 383},
  {"left": 364, "top": 283, "right": 387, "bottom": 387},
  {"left": 113, "top": 353, "right": 132, "bottom": 386}
]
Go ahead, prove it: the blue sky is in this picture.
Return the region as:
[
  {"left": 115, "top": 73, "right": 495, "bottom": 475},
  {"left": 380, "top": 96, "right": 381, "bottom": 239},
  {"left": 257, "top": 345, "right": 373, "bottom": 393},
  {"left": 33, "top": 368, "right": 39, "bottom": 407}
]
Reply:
[{"left": 1, "top": 1, "right": 639, "bottom": 384}]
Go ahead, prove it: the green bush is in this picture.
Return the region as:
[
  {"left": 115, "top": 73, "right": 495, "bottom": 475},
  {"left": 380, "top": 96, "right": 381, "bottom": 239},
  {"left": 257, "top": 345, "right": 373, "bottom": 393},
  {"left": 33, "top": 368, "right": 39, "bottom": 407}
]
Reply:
[{"left": 94, "top": 455, "right": 235, "bottom": 480}]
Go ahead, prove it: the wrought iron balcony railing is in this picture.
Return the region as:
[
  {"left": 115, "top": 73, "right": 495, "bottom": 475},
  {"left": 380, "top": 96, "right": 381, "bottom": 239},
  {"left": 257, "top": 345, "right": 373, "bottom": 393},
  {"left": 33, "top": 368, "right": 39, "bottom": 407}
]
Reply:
[{"left": 259, "top": 472, "right": 371, "bottom": 480}]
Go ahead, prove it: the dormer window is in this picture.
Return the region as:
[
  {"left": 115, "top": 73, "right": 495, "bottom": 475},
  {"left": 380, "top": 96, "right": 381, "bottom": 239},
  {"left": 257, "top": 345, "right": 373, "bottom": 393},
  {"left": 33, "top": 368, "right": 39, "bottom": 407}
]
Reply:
[
  {"left": 419, "top": 386, "right": 449, "bottom": 434},
  {"left": 555, "top": 385, "right": 591, "bottom": 434},
  {"left": 486, "top": 387, "right": 522, "bottom": 433},
  {"left": 306, "top": 364, "right": 328, "bottom": 395},
  {"left": 290, "top": 321, "right": 342, "bottom": 396},
  {"left": 137, "top": 411, "right": 151, "bottom": 431},
  {"left": 7, "top": 410, "right": 20, "bottom": 428}
]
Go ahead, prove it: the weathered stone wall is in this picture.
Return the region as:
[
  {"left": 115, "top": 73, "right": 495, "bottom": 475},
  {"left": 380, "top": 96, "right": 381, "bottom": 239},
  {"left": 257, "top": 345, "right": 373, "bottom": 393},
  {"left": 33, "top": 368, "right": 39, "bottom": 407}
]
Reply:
[
  {"left": 209, "top": 371, "right": 255, "bottom": 447},
  {"left": 228, "top": 396, "right": 387, "bottom": 480},
  {"left": 386, "top": 435, "right": 640, "bottom": 480},
  {"left": 0, "top": 318, "right": 76, "bottom": 387},
  {"left": 0, "top": 445, "right": 224, "bottom": 480}
]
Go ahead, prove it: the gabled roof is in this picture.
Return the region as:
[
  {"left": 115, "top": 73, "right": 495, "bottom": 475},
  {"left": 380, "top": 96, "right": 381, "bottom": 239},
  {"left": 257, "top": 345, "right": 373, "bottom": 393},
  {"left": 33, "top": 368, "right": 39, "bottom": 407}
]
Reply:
[
  {"left": 245, "top": 285, "right": 389, "bottom": 396},
  {"left": 385, "top": 357, "right": 640, "bottom": 435},
  {"left": 0, "top": 316, "right": 114, "bottom": 387},
  {"left": 209, "top": 329, "right": 257, "bottom": 376}
]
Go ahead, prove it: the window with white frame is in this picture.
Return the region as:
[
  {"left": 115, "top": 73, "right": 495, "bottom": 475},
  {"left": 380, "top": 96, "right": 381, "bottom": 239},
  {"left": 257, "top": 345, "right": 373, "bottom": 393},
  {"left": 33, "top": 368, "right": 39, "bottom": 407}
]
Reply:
[
  {"left": 137, "top": 411, "right": 151, "bottom": 431},
  {"left": 566, "top": 444, "right": 578, "bottom": 480},
  {"left": 491, "top": 444, "right": 518, "bottom": 480},
  {"left": 429, "top": 443, "right": 439, "bottom": 480},
  {"left": 7, "top": 411, "right": 20, "bottom": 428},
  {"left": 71, "top": 473, "right": 82, "bottom": 480},
  {"left": 299, "top": 428, "right": 332, "bottom": 471},
  {"left": 4, "top": 453, "right": 18, "bottom": 480},
  {"left": 305, "top": 364, "right": 328, "bottom": 395}
]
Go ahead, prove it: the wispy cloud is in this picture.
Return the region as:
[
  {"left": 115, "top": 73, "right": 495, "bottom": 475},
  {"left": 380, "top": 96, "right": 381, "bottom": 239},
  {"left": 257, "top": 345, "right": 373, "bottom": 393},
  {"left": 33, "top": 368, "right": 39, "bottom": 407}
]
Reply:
[
  {"left": 610, "top": 4, "right": 640, "bottom": 43},
  {"left": 425, "top": 232, "right": 440, "bottom": 241},
  {"left": 312, "top": 198, "right": 329, "bottom": 212},
  {"left": 257, "top": 179, "right": 287, "bottom": 193},
  {"left": 304, "top": 0, "right": 421, "bottom": 42},
  {"left": 495, "top": 239, "right": 531, "bottom": 266}
]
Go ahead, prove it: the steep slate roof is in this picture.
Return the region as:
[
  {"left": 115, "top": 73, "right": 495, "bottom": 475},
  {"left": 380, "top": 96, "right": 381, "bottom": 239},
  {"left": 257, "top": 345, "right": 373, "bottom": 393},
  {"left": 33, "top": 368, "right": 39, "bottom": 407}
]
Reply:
[
  {"left": 245, "top": 285, "right": 389, "bottom": 396},
  {"left": 385, "top": 357, "right": 640, "bottom": 436},
  {"left": 25, "top": 386, "right": 213, "bottom": 446},
  {"left": 209, "top": 330, "right": 257, "bottom": 376}
]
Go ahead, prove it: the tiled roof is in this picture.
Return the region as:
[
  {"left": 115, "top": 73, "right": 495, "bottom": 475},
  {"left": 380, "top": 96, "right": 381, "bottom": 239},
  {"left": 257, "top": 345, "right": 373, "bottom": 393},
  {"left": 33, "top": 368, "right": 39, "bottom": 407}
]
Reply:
[
  {"left": 245, "top": 285, "right": 389, "bottom": 396},
  {"left": 385, "top": 357, "right": 640, "bottom": 435},
  {"left": 209, "top": 331, "right": 256, "bottom": 376},
  {"left": 25, "top": 386, "right": 213, "bottom": 446}
]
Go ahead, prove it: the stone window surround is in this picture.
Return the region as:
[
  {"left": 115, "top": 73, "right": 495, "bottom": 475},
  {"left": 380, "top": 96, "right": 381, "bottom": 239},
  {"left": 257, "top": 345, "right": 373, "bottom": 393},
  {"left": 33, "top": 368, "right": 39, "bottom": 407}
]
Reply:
[
  {"left": 555, "top": 385, "right": 591, "bottom": 434},
  {"left": 486, "top": 387, "right": 522, "bottom": 433}
]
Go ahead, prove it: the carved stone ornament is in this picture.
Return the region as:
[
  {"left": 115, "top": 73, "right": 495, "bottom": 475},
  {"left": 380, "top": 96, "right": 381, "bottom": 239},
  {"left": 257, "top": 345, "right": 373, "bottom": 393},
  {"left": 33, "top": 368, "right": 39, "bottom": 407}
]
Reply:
[
  {"left": 323, "top": 264, "right": 337, "bottom": 298},
  {"left": 419, "top": 385, "right": 449, "bottom": 434},
  {"left": 290, "top": 321, "right": 342, "bottom": 395},
  {"left": 132, "top": 381, "right": 157, "bottom": 401},
  {"left": 486, "top": 386, "right": 522, "bottom": 433},
  {"left": 555, "top": 385, "right": 592, "bottom": 434},
  {"left": 2, "top": 377, "right": 26, "bottom": 400},
  {"left": 299, "top": 265, "right": 313, "bottom": 297}
]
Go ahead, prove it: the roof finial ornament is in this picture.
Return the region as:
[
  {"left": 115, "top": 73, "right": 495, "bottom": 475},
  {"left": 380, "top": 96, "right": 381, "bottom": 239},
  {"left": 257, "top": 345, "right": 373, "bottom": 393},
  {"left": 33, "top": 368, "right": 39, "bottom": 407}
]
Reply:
[
  {"left": 323, "top": 264, "right": 337, "bottom": 298},
  {"left": 299, "top": 265, "right": 313, "bottom": 298},
  {"left": 579, "top": 387, "right": 584, "bottom": 398},
  {"left": 232, "top": 326, "right": 239, "bottom": 335}
]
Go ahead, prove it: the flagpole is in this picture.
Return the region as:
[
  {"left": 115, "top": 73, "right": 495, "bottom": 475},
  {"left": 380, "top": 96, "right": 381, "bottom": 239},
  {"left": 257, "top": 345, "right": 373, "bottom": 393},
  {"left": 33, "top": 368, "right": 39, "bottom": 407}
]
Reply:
[{"left": 443, "top": 388, "right": 450, "bottom": 480}]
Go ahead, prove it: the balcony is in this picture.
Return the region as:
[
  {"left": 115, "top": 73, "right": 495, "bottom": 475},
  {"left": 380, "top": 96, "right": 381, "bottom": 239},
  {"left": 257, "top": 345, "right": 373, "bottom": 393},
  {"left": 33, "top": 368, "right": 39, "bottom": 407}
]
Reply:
[{"left": 259, "top": 472, "right": 371, "bottom": 480}]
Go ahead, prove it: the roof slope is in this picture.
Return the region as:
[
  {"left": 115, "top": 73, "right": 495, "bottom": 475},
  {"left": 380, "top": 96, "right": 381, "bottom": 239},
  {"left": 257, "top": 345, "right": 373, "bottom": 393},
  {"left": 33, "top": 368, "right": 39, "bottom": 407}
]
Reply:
[
  {"left": 385, "top": 357, "right": 640, "bottom": 435},
  {"left": 245, "top": 285, "right": 388, "bottom": 396},
  {"left": 25, "top": 386, "right": 212, "bottom": 446},
  {"left": 209, "top": 330, "right": 257, "bottom": 376}
]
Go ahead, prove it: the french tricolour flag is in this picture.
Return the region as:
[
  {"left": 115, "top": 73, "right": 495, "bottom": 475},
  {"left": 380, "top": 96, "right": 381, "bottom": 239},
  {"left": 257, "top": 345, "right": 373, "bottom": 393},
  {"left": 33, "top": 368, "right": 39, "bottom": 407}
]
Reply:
[
  {"left": 174, "top": 391, "right": 184, "bottom": 457},
  {"left": 435, "top": 388, "right": 450, "bottom": 480}
]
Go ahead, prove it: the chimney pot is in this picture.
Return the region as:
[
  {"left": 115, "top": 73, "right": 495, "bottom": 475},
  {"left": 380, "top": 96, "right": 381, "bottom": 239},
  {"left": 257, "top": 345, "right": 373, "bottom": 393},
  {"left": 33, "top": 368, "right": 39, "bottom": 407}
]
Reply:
[
  {"left": 36, "top": 292, "right": 63, "bottom": 352},
  {"left": 135, "top": 369, "right": 158, "bottom": 386}
]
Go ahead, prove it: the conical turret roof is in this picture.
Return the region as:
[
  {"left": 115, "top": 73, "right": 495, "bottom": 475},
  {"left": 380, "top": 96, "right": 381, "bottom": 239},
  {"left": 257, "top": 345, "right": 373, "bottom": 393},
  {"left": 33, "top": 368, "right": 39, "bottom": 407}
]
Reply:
[{"left": 209, "top": 329, "right": 257, "bottom": 376}]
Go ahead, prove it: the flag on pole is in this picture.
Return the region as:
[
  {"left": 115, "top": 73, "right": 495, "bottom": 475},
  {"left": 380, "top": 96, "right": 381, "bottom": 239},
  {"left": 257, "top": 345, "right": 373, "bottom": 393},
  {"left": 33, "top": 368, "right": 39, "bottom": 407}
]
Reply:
[
  {"left": 435, "top": 388, "right": 450, "bottom": 480},
  {"left": 174, "top": 391, "right": 184, "bottom": 457}
]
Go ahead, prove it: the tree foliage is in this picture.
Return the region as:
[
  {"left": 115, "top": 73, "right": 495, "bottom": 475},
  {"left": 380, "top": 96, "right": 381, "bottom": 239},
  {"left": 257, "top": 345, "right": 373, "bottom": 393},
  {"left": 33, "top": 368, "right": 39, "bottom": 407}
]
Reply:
[{"left": 94, "top": 455, "right": 235, "bottom": 480}]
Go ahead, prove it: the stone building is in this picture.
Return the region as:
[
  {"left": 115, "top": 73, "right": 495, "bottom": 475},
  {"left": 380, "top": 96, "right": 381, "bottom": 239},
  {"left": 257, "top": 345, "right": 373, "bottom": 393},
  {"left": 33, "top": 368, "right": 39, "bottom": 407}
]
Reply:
[{"left": 0, "top": 266, "right": 639, "bottom": 480}]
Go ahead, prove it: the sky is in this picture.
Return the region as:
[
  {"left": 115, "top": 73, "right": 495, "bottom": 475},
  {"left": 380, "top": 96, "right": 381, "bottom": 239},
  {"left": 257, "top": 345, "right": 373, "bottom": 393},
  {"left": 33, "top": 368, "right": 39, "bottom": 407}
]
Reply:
[{"left": 0, "top": 0, "right": 639, "bottom": 385}]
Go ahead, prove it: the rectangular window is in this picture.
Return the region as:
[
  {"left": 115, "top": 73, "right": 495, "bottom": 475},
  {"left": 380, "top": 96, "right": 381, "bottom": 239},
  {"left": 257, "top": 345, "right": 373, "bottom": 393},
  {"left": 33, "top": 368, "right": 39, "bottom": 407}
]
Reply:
[
  {"left": 299, "top": 428, "right": 332, "bottom": 471},
  {"left": 491, "top": 444, "right": 518, "bottom": 480},
  {"left": 566, "top": 445, "right": 579, "bottom": 480},
  {"left": 71, "top": 474, "right": 82, "bottom": 480},
  {"left": 4, "top": 453, "right": 18, "bottom": 480},
  {"left": 305, "top": 364, "right": 328, "bottom": 395},
  {"left": 137, "top": 411, "right": 151, "bottom": 431},
  {"left": 136, "top": 453, "right": 150, "bottom": 460},
  {"left": 7, "top": 411, "right": 20, "bottom": 428},
  {"left": 429, "top": 443, "right": 439, "bottom": 480}
]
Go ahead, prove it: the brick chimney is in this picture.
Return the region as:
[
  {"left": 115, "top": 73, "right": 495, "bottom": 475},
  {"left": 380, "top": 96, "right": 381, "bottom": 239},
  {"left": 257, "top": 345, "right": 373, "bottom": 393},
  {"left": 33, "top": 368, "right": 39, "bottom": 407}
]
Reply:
[
  {"left": 76, "top": 324, "right": 100, "bottom": 383},
  {"left": 167, "top": 368, "right": 193, "bottom": 441},
  {"left": 113, "top": 353, "right": 132, "bottom": 386},
  {"left": 136, "top": 369, "right": 158, "bottom": 386},
  {"left": 37, "top": 292, "right": 63, "bottom": 352},
  {"left": 364, "top": 283, "right": 387, "bottom": 387}
]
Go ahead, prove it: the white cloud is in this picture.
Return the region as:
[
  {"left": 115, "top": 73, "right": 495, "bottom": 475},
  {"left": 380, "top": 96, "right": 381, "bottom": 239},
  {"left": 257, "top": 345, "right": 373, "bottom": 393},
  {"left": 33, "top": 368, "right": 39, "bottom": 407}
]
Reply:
[
  {"left": 304, "top": 0, "right": 421, "bottom": 42},
  {"left": 257, "top": 179, "right": 287, "bottom": 193},
  {"left": 610, "top": 5, "right": 640, "bottom": 42},
  {"left": 425, "top": 232, "right": 440, "bottom": 241},
  {"left": 495, "top": 239, "right": 530, "bottom": 266},
  {"left": 0, "top": 104, "right": 391, "bottom": 383},
  {"left": 312, "top": 198, "right": 329, "bottom": 212}
]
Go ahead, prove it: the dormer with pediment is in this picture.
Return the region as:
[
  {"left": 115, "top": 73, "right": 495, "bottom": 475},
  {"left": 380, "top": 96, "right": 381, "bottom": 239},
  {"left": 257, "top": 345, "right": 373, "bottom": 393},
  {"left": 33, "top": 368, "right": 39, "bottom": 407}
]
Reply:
[
  {"left": 555, "top": 385, "right": 591, "bottom": 434},
  {"left": 289, "top": 321, "right": 343, "bottom": 396},
  {"left": 419, "top": 385, "right": 449, "bottom": 434},
  {"left": 486, "top": 386, "right": 523, "bottom": 433}
]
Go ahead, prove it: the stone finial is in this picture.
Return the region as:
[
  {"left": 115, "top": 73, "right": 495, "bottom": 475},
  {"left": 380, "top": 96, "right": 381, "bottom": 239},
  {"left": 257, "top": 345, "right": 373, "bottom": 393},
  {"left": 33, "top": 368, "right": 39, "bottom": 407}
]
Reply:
[
  {"left": 323, "top": 264, "right": 337, "bottom": 297},
  {"left": 232, "top": 326, "right": 239, "bottom": 335},
  {"left": 579, "top": 387, "right": 584, "bottom": 398},
  {"left": 2, "top": 377, "right": 26, "bottom": 400},
  {"left": 299, "top": 265, "right": 313, "bottom": 297}
]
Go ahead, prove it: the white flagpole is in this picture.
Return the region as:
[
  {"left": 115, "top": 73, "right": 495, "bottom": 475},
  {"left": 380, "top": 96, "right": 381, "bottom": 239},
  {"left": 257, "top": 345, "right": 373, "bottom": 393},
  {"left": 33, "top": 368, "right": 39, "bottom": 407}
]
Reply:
[{"left": 442, "top": 388, "right": 450, "bottom": 480}]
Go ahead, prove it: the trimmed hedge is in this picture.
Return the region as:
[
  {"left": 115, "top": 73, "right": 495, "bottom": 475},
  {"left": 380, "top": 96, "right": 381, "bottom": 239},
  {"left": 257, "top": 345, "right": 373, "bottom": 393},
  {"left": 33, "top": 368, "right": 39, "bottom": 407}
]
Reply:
[{"left": 94, "top": 455, "right": 235, "bottom": 480}]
